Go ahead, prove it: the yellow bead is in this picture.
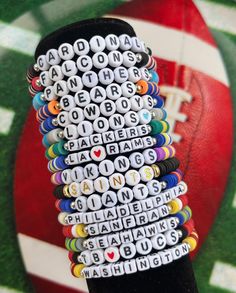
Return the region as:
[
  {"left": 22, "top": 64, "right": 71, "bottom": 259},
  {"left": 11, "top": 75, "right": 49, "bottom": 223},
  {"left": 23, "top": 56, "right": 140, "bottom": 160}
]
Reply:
[
  {"left": 183, "top": 237, "right": 197, "bottom": 252},
  {"left": 48, "top": 145, "right": 57, "bottom": 159},
  {"left": 163, "top": 133, "right": 170, "bottom": 145},
  {"left": 168, "top": 199, "right": 181, "bottom": 214},
  {"left": 151, "top": 164, "right": 160, "bottom": 177},
  {"left": 162, "top": 147, "right": 170, "bottom": 160},
  {"left": 160, "top": 121, "right": 168, "bottom": 133},
  {"left": 75, "top": 224, "right": 88, "bottom": 238},
  {"left": 72, "top": 264, "right": 85, "bottom": 278}
]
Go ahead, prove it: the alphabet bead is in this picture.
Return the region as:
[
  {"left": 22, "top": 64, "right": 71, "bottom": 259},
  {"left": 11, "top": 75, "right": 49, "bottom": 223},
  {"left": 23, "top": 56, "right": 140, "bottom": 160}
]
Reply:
[
  {"left": 73, "top": 39, "right": 90, "bottom": 56},
  {"left": 90, "top": 36, "right": 106, "bottom": 52},
  {"left": 58, "top": 43, "right": 74, "bottom": 60}
]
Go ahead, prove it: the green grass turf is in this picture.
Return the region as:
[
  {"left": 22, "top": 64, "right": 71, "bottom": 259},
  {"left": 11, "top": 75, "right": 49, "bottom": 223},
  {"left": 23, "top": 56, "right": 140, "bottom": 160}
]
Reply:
[{"left": 0, "top": 1, "right": 236, "bottom": 293}]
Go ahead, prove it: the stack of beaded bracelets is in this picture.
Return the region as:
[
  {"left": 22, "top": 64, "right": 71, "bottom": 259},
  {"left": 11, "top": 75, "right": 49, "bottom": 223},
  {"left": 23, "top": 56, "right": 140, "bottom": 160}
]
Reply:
[{"left": 26, "top": 33, "right": 198, "bottom": 279}]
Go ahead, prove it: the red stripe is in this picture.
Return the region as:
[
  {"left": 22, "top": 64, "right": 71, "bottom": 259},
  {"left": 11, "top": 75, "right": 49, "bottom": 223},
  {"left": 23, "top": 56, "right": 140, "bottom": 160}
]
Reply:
[{"left": 112, "top": 0, "right": 216, "bottom": 47}]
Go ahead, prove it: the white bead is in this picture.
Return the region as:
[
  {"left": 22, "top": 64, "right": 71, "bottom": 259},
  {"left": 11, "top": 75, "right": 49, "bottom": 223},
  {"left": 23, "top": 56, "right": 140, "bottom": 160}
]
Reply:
[
  {"left": 147, "top": 180, "right": 162, "bottom": 195},
  {"left": 83, "top": 213, "right": 95, "bottom": 225},
  {"left": 69, "top": 182, "right": 82, "bottom": 197},
  {"left": 102, "top": 131, "right": 115, "bottom": 144},
  {"left": 100, "top": 264, "right": 113, "bottom": 278},
  {"left": 143, "top": 148, "right": 157, "bottom": 164},
  {"left": 152, "top": 195, "right": 164, "bottom": 208},
  {"left": 90, "top": 133, "right": 103, "bottom": 146},
  {"left": 106, "top": 143, "right": 119, "bottom": 156},
  {"left": 103, "top": 207, "right": 117, "bottom": 221},
  {"left": 102, "top": 191, "right": 117, "bottom": 208},
  {"left": 148, "top": 253, "right": 162, "bottom": 268},
  {"left": 130, "top": 95, "right": 144, "bottom": 111},
  {"left": 108, "top": 233, "right": 121, "bottom": 247},
  {"left": 120, "top": 230, "right": 133, "bottom": 244},
  {"left": 121, "top": 81, "right": 136, "bottom": 98},
  {"left": 136, "top": 238, "right": 152, "bottom": 255},
  {"left": 137, "top": 125, "right": 149, "bottom": 136},
  {"left": 68, "top": 107, "right": 84, "bottom": 124},
  {"left": 120, "top": 243, "right": 136, "bottom": 259},
  {"left": 128, "top": 67, "right": 141, "bottom": 83},
  {"left": 78, "top": 137, "right": 90, "bottom": 150},
  {"left": 109, "top": 114, "right": 125, "bottom": 130},
  {"left": 131, "top": 37, "right": 143, "bottom": 52},
  {"left": 77, "top": 121, "right": 93, "bottom": 137},
  {"left": 94, "top": 177, "right": 109, "bottom": 193},
  {"left": 117, "top": 187, "right": 133, "bottom": 204},
  {"left": 46, "top": 49, "right": 61, "bottom": 65},
  {"left": 138, "top": 109, "right": 152, "bottom": 124},
  {"left": 98, "top": 68, "right": 114, "bottom": 85},
  {"left": 37, "top": 55, "right": 49, "bottom": 71},
  {"left": 61, "top": 169, "right": 72, "bottom": 184},
  {"left": 112, "top": 263, "right": 125, "bottom": 276},
  {"left": 58, "top": 43, "right": 74, "bottom": 60},
  {"left": 67, "top": 76, "right": 83, "bottom": 92},
  {"left": 165, "top": 229, "right": 179, "bottom": 246},
  {"left": 104, "top": 247, "right": 120, "bottom": 263},
  {"left": 61, "top": 60, "right": 78, "bottom": 77},
  {"left": 76, "top": 55, "right": 93, "bottom": 72},
  {"left": 60, "top": 95, "right": 74, "bottom": 111},
  {"left": 114, "top": 66, "right": 128, "bottom": 83},
  {"left": 96, "top": 235, "right": 109, "bottom": 249},
  {"left": 90, "top": 145, "right": 106, "bottom": 162},
  {"left": 100, "top": 100, "right": 116, "bottom": 117},
  {"left": 119, "top": 140, "right": 132, "bottom": 153},
  {"left": 126, "top": 127, "right": 138, "bottom": 139},
  {"left": 93, "top": 117, "right": 109, "bottom": 133},
  {"left": 90, "top": 35, "right": 106, "bottom": 52},
  {"left": 119, "top": 34, "right": 132, "bottom": 50},
  {"left": 133, "top": 184, "right": 149, "bottom": 200},
  {"left": 105, "top": 34, "right": 120, "bottom": 50},
  {"left": 44, "top": 86, "right": 56, "bottom": 101},
  {"left": 139, "top": 166, "right": 154, "bottom": 182},
  {"left": 75, "top": 196, "right": 88, "bottom": 212},
  {"left": 84, "top": 163, "right": 99, "bottom": 180},
  {"left": 108, "top": 50, "right": 123, "bottom": 67},
  {"left": 57, "top": 111, "right": 70, "bottom": 127},
  {"left": 129, "top": 152, "right": 145, "bottom": 168},
  {"left": 124, "top": 259, "right": 137, "bottom": 274},
  {"left": 74, "top": 90, "right": 90, "bottom": 107},
  {"left": 144, "top": 224, "right": 157, "bottom": 238},
  {"left": 123, "top": 51, "right": 136, "bottom": 67},
  {"left": 80, "top": 179, "right": 94, "bottom": 195},
  {"left": 109, "top": 173, "right": 125, "bottom": 190},
  {"left": 141, "top": 68, "right": 151, "bottom": 81},
  {"left": 87, "top": 194, "right": 102, "bottom": 211},
  {"left": 114, "top": 156, "right": 130, "bottom": 172},
  {"left": 40, "top": 71, "right": 52, "bottom": 87},
  {"left": 142, "top": 136, "right": 154, "bottom": 148},
  {"left": 84, "top": 103, "right": 100, "bottom": 120},
  {"left": 82, "top": 71, "right": 98, "bottom": 88},
  {"left": 49, "top": 65, "right": 64, "bottom": 81},
  {"left": 141, "top": 198, "right": 154, "bottom": 211},
  {"left": 115, "top": 97, "right": 131, "bottom": 114},
  {"left": 92, "top": 52, "right": 108, "bottom": 69},
  {"left": 73, "top": 39, "right": 90, "bottom": 55},
  {"left": 151, "top": 234, "right": 166, "bottom": 250},
  {"left": 124, "top": 111, "right": 139, "bottom": 127},
  {"left": 71, "top": 166, "right": 84, "bottom": 182},
  {"left": 129, "top": 201, "right": 142, "bottom": 214},
  {"left": 99, "top": 160, "right": 115, "bottom": 176},
  {"left": 90, "top": 86, "right": 106, "bottom": 103},
  {"left": 143, "top": 95, "right": 154, "bottom": 110},
  {"left": 136, "top": 256, "right": 150, "bottom": 271},
  {"left": 166, "top": 217, "right": 178, "bottom": 230},
  {"left": 106, "top": 83, "right": 122, "bottom": 100},
  {"left": 65, "top": 140, "right": 79, "bottom": 152},
  {"left": 80, "top": 250, "right": 93, "bottom": 266},
  {"left": 171, "top": 245, "right": 183, "bottom": 260},
  {"left": 94, "top": 210, "right": 105, "bottom": 223},
  {"left": 57, "top": 212, "right": 68, "bottom": 225},
  {"left": 64, "top": 124, "right": 78, "bottom": 140},
  {"left": 159, "top": 250, "right": 173, "bottom": 265},
  {"left": 132, "top": 227, "right": 145, "bottom": 241},
  {"left": 91, "top": 249, "right": 105, "bottom": 265},
  {"left": 125, "top": 170, "right": 140, "bottom": 186}
]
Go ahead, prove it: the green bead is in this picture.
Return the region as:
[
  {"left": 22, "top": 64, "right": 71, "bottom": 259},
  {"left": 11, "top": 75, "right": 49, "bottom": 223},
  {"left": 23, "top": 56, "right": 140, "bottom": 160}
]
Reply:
[
  {"left": 53, "top": 141, "right": 68, "bottom": 156},
  {"left": 149, "top": 120, "right": 163, "bottom": 135},
  {"left": 185, "top": 206, "right": 192, "bottom": 218},
  {"left": 45, "top": 149, "right": 52, "bottom": 160}
]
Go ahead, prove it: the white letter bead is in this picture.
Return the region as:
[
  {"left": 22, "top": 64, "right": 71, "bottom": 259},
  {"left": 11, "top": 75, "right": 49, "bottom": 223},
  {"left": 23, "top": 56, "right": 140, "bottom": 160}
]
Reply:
[
  {"left": 106, "top": 83, "right": 122, "bottom": 100},
  {"left": 82, "top": 71, "right": 98, "bottom": 88},
  {"left": 112, "top": 263, "right": 125, "bottom": 276},
  {"left": 101, "top": 264, "right": 113, "bottom": 278},
  {"left": 44, "top": 86, "right": 56, "bottom": 101},
  {"left": 77, "top": 121, "right": 93, "bottom": 137},
  {"left": 143, "top": 148, "right": 157, "bottom": 164},
  {"left": 100, "top": 100, "right": 116, "bottom": 117},
  {"left": 124, "top": 259, "right": 137, "bottom": 274},
  {"left": 151, "top": 234, "right": 166, "bottom": 250},
  {"left": 119, "top": 34, "right": 132, "bottom": 50},
  {"left": 92, "top": 52, "right": 108, "bottom": 69},
  {"left": 93, "top": 117, "right": 109, "bottom": 133},
  {"left": 84, "top": 163, "right": 99, "bottom": 180},
  {"left": 61, "top": 60, "right": 78, "bottom": 77},
  {"left": 143, "top": 95, "right": 154, "bottom": 110},
  {"left": 139, "top": 166, "right": 154, "bottom": 182},
  {"left": 46, "top": 49, "right": 61, "bottom": 65},
  {"left": 105, "top": 34, "right": 120, "bottom": 50},
  {"left": 68, "top": 107, "right": 84, "bottom": 124},
  {"left": 37, "top": 55, "right": 49, "bottom": 71},
  {"left": 80, "top": 250, "right": 93, "bottom": 266},
  {"left": 125, "top": 170, "right": 140, "bottom": 186},
  {"left": 75, "top": 196, "right": 88, "bottom": 212},
  {"left": 121, "top": 81, "right": 136, "bottom": 98},
  {"left": 130, "top": 95, "right": 144, "bottom": 111},
  {"left": 90, "top": 86, "right": 106, "bottom": 103},
  {"left": 98, "top": 68, "right": 114, "bottom": 85},
  {"left": 91, "top": 249, "right": 105, "bottom": 265},
  {"left": 171, "top": 246, "right": 183, "bottom": 260},
  {"left": 148, "top": 253, "right": 161, "bottom": 268},
  {"left": 114, "top": 156, "right": 130, "bottom": 172},
  {"left": 102, "top": 191, "right": 117, "bottom": 208},
  {"left": 140, "top": 68, "right": 151, "bottom": 81},
  {"left": 117, "top": 187, "right": 133, "bottom": 204},
  {"left": 99, "top": 160, "right": 115, "bottom": 176},
  {"left": 84, "top": 103, "right": 100, "bottom": 120},
  {"left": 64, "top": 124, "right": 78, "bottom": 140},
  {"left": 104, "top": 207, "right": 117, "bottom": 221},
  {"left": 123, "top": 51, "right": 136, "bottom": 67},
  {"left": 114, "top": 67, "right": 129, "bottom": 83},
  {"left": 77, "top": 55, "right": 93, "bottom": 72},
  {"left": 131, "top": 37, "right": 143, "bottom": 52},
  {"left": 116, "top": 97, "right": 131, "bottom": 113},
  {"left": 108, "top": 233, "right": 121, "bottom": 247},
  {"left": 165, "top": 230, "right": 179, "bottom": 246},
  {"left": 124, "top": 111, "right": 139, "bottom": 127},
  {"left": 60, "top": 95, "right": 75, "bottom": 111},
  {"left": 133, "top": 184, "right": 149, "bottom": 200},
  {"left": 69, "top": 182, "right": 81, "bottom": 197},
  {"left": 40, "top": 71, "right": 52, "bottom": 87},
  {"left": 73, "top": 39, "right": 90, "bottom": 56},
  {"left": 120, "top": 243, "right": 136, "bottom": 259},
  {"left": 67, "top": 76, "right": 83, "bottom": 92},
  {"left": 104, "top": 246, "right": 120, "bottom": 263},
  {"left": 129, "top": 152, "right": 145, "bottom": 168},
  {"left": 80, "top": 179, "right": 94, "bottom": 195},
  {"left": 128, "top": 67, "right": 141, "bottom": 83},
  {"left": 71, "top": 166, "right": 84, "bottom": 182},
  {"left": 109, "top": 173, "right": 125, "bottom": 189},
  {"left": 159, "top": 250, "right": 173, "bottom": 265},
  {"left": 136, "top": 238, "right": 152, "bottom": 255},
  {"left": 90, "top": 36, "right": 106, "bottom": 52},
  {"left": 57, "top": 111, "right": 70, "bottom": 127},
  {"left": 147, "top": 180, "right": 162, "bottom": 195},
  {"left": 109, "top": 114, "right": 125, "bottom": 130},
  {"left": 94, "top": 177, "right": 109, "bottom": 193},
  {"left": 96, "top": 235, "right": 109, "bottom": 249},
  {"left": 58, "top": 43, "right": 74, "bottom": 60},
  {"left": 108, "top": 51, "right": 123, "bottom": 67},
  {"left": 87, "top": 194, "right": 102, "bottom": 211},
  {"left": 49, "top": 65, "right": 64, "bottom": 82}
]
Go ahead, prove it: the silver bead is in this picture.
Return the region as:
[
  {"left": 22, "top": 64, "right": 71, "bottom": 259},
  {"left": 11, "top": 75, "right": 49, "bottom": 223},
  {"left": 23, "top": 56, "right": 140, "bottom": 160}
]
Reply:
[
  {"left": 64, "top": 143, "right": 68, "bottom": 150},
  {"left": 177, "top": 230, "right": 183, "bottom": 238},
  {"left": 175, "top": 217, "right": 180, "bottom": 225},
  {"left": 77, "top": 255, "right": 83, "bottom": 263},
  {"left": 64, "top": 158, "right": 70, "bottom": 165},
  {"left": 136, "top": 53, "right": 142, "bottom": 63},
  {"left": 36, "top": 79, "right": 41, "bottom": 87},
  {"left": 83, "top": 226, "right": 88, "bottom": 233},
  {"left": 33, "top": 63, "right": 40, "bottom": 72},
  {"left": 147, "top": 125, "right": 152, "bottom": 133},
  {"left": 52, "top": 118, "right": 58, "bottom": 126},
  {"left": 151, "top": 111, "right": 156, "bottom": 119},
  {"left": 83, "top": 240, "right": 88, "bottom": 248},
  {"left": 70, "top": 202, "right": 76, "bottom": 210},
  {"left": 161, "top": 181, "right": 167, "bottom": 189},
  {"left": 152, "top": 137, "right": 157, "bottom": 145},
  {"left": 153, "top": 98, "right": 157, "bottom": 106},
  {"left": 40, "top": 94, "right": 46, "bottom": 101},
  {"left": 167, "top": 204, "right": 172, "bottom": 212},
  {"left": 58, "top": 131, "right": 64, "bottom": 139}
]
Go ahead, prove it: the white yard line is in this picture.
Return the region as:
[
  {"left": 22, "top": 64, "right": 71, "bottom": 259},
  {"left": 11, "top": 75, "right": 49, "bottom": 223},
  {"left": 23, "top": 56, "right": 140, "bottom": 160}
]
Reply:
[
  {"left": 195, "top": 0, "right": 236, "bottom": 35},
  {"left": 0, "top": 107, "right": 15, "bottom": 135},
  {"left": 210, "top": 261, "right": 236, "bottom": 292},
  {"left": 0, "top": 287, "right": 23, "bottom": 293},
  {"left": 18, "top": 233, "right": 88, "bottom": 292}
]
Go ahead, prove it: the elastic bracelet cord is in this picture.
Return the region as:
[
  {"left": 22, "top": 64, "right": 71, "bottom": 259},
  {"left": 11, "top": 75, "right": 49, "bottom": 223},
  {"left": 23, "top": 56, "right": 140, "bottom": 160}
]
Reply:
[{"left": 26, "top": 32, "right": 198, "bottom": 279}]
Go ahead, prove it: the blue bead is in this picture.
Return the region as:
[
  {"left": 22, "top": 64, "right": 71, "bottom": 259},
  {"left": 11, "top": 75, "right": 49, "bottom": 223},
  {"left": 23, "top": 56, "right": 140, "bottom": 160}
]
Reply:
[
  {"left": 149, "top": 70, "right": 159, "bottom": 83},
  {"left": 154, "top": 134, "right": 165, "bottom": 147},
  {"left": 42, "top": 135, "right": 50, "bottom": 148},
  {"left": 32, "top": 92, "right": 45, "bottom": 110},
  {"left": 175, "top": 213, "right": 185, "bottom": 225}
]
